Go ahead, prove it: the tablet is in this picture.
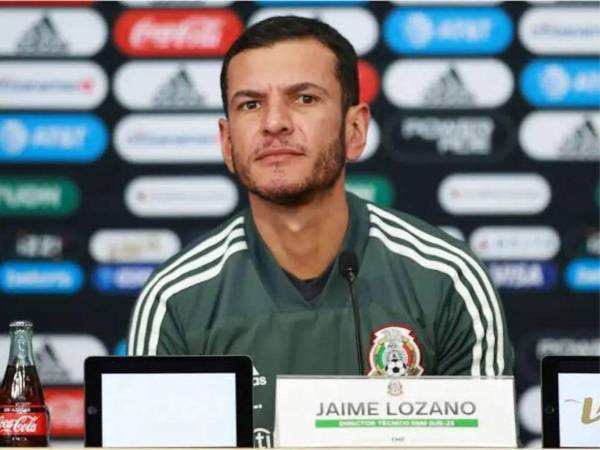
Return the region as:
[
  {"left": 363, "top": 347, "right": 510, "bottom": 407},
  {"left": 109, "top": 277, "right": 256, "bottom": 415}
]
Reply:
[
  {"left": 84, "top": 356, "right": 253, "bottom": 448},
  {"left": 541, "top": 355, "right": 600, "bottom": 448}
]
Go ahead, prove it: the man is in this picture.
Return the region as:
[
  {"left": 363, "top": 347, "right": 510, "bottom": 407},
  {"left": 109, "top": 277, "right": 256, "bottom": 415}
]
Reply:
[{"left": 127, "top": 16, "right": 513, "bottom": 446}]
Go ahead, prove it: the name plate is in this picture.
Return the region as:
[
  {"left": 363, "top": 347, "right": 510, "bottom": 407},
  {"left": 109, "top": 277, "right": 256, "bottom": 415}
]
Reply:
[{"left": 275, "top": 376, "right": 516, "bottom": 447}]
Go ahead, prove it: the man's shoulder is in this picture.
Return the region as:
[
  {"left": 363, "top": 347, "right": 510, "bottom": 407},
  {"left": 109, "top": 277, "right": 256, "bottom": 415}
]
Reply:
[
  {"left": 144, "top": 212, "right": 249, "bottom": 294},
  {"left": 360, "top": 199, "right": 470, "bottom": 254},
  {"left": 178, "top": 213, "right": 248, "bottom": 260},
  {"left": 361, "top": 199, "right": 494, "bottom": 289}
]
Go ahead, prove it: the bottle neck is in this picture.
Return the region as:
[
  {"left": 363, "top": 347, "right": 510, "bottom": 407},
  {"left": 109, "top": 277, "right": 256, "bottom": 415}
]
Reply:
[{"left": 8, "top": 327, "right": 35, "bottom": 367}]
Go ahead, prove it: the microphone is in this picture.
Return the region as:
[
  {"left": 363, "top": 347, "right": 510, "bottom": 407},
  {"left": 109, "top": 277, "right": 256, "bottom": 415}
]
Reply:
[{"left": 338, "top": 250, "right": 364, "bottom": 375}]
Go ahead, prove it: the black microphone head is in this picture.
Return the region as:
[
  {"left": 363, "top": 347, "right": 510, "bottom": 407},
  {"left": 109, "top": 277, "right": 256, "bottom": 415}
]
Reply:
[{"left": 338, "top": 250, "right": 359, "bottom": 279}]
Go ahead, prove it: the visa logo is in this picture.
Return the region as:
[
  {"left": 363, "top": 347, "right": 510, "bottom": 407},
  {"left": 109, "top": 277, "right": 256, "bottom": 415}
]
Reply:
[
  {"left": 0, "top": 114, "right": 107, "bottom": 163},
  {"left": 0, "top": 261, "right": 83, "bottom": 294},
  {"left": 521, "top": 59, "right": 600, "bottom": 107},
  {"left": 92, "top": 264, "right": 156, "bottom": 294},
  {"left": 565, "top": 258, "right": 600, "bottom": 292},
  {"left": 488, "top": 261, "right": 557, "bottom": 291},
  {"left": 384, "top": 7, "right": 513, "bottom": 54}
]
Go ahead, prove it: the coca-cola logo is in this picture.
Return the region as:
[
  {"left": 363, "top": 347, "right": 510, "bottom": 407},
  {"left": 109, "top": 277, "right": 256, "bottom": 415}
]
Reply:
[
  {"left": 114, "top": 10, "right": 243, "bottom": 56},
  {"left": 131, "top": 17, "right": 224, "bottom": 49},
  {"left": 0, "top": 413, "right": 44, "bottom": 435}
]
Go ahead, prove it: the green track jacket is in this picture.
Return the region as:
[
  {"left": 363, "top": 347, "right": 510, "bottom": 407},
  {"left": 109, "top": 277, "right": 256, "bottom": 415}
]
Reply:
[{"left": 128, "top": 193, "right": 513, "bottom": 448}]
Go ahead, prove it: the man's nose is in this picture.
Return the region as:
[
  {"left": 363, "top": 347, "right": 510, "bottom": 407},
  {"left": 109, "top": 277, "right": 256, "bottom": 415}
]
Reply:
[{"left": 261, "top": 100, "right": 293, "bottom": 136}]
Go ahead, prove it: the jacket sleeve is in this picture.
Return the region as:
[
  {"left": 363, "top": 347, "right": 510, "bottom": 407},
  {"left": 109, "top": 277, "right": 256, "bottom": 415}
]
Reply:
[
  {"left": 435, "top": 264, "right": 514, "bottom": 376},
  {"left": 126, "top": 283, "right": 188, "bottom": 356},
  {"left": 155, "top": 301, "right": 189, "bottom": 355}
]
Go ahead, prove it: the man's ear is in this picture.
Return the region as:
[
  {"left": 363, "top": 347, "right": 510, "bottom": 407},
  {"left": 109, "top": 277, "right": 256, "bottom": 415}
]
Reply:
[
  {"left": 344, "top": 102, "right": 370, "bottom": 162},
  {"left": 219, "top": 118, "right": 235, "bottom": 174}
]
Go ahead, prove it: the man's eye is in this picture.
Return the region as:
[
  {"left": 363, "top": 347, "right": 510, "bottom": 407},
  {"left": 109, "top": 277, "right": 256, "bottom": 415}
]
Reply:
[
  {"left": 298, "top": 95, "right": 315, "bottom": 104},
  {"left": 241, "top": 100, "right": 259, "bottom": 110}
]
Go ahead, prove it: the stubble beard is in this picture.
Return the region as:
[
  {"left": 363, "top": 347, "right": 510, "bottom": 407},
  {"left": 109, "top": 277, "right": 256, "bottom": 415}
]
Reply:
[{"left": 231, "top": 125, "right": 346, "bottom": 207}]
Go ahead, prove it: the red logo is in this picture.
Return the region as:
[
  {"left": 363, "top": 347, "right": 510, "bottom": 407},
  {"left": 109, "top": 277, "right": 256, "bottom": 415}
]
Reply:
[
  {"left": 79, "top": 78, "right": 94, "bottom": 93},
  {"left": 114, "top": 9, "right": 243, "bottom": 56},
  {"left": 44, "top": 387, "right": 84, "bottom": 438},
  {"left": 0, "top": 410, "right": 47, "bottom": 436},
  {"left": 358, "top": 60, "right": 380, "bottom": 104},
  {"left": 0, "top": 1, "right": 93, "bottom": 4}
]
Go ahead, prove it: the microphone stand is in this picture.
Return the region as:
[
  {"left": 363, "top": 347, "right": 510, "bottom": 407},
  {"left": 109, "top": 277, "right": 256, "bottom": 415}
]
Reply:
[{"left": 345, "top": 269, "right": 365, "bottom": 375}]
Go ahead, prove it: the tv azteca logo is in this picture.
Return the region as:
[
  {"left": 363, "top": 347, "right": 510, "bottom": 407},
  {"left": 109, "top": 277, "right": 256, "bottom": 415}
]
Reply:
[{"left": 566, "top": 398, "right": 600, "bottom": 425}]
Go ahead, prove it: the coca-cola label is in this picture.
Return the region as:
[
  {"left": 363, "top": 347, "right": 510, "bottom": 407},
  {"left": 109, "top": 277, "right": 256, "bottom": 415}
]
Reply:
[
  {"left": 0, "top": 408, "right": 47, "bottom": 436},
  {"left": 114, "top": 9, "right": 243, "bottom": 56}
]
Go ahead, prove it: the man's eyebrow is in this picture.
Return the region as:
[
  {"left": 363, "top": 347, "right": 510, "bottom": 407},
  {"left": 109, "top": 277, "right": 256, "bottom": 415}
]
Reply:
[
  {"left": 230, "top": 83, "right": 330, "bottom": 104},
  {"left": 285, "top": 82, "right": 329, "bottom": 97},
  {"left": 230, "top": 90, "right": 265, "bottom": 104}
]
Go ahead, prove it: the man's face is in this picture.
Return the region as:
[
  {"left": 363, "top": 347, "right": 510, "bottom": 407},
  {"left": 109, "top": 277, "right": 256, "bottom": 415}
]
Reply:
[{"left": 219, "top": 38, "right": 348, "bottom": 206}]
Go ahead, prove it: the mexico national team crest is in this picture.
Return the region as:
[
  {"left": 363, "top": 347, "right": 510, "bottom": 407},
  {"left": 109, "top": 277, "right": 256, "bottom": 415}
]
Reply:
[{"left": 368, "top": 325, "right": 424, "bottom": 377}]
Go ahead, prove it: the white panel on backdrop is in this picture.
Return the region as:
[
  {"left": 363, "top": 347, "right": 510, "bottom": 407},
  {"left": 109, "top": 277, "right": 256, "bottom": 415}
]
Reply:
[
  {"left": 519, "top": 7, "right": 600, "bottom": 55},
  {"left": 520, "top": 112, "right": 600, "bottom": 161},
  {"left": 248, "top": 8, "right": 378, "bottom": 56},
  {"left": 470, "top": 226, "right": 560, "bottom": 261},
  {"left": 0, "top": 62, "right": 108, "bottom": 109},
  {"left": 90, "top": 230, "right": 181, "bottom": 264},
  {"left": 114, "top": 114, "right": 224, "bottom": 163},
  {"left": 383, "top": 59, "right": 513, "bottom": 108},
  {"left": 0, "top": 9, "right": 107, "bottom": 57},
  {"left": 113, "top": 61, "right": 222, "bottom": 110},
  {"left": 438, "top": 173, "right": 551, "bottom": 215},
  {"left": 125, "top": 176, "right": 238, "bottom": 217}
]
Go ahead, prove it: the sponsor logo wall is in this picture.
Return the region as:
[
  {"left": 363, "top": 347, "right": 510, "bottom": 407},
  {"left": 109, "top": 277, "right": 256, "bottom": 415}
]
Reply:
[{"left": 0, "top": 2, "right": 597, "bottom": 447}]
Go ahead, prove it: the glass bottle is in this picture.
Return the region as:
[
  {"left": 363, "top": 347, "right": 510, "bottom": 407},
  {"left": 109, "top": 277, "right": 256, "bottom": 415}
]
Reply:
[{"left": 0, "top": 321, "right": 49, "bottom": 447}]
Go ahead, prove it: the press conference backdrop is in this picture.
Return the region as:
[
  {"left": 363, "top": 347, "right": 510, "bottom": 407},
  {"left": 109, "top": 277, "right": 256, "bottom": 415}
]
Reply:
[{"left": 0, "top": 0, "right": 598, "bottom": 447}]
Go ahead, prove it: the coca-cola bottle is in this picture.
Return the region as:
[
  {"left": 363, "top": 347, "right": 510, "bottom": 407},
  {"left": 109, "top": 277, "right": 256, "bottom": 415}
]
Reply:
[{"left": 0, "top": 321, "right": 49, "bottom": 447}]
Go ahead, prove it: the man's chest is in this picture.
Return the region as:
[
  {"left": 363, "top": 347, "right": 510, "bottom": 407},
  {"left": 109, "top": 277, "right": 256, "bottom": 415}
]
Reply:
[{"left": 178, "top": 288, "right": 441, "bottom": 447}]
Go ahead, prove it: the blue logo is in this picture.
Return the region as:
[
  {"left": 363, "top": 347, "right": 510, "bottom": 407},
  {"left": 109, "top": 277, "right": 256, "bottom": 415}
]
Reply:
[
  {"left": 521, "top": 60, "right": 600, "bottom": 107},
  {"left": 92, "top": 264, "right": 156, "bottom": 294},
  {"left": 113, "top": 338, "right": 128, "bottom": 356},
  {"left": 565, "top": 258, "right": 600, "bottom": 292},
  {"left": 256, "top": 1, "right": 365, "bottom": 4},
  {"left": 383, "top": 7, "right": 513, "bottom": 54},
  {"left": 0, "top": 261, "right": 84, "bottom": 294},
  {"left": 0, "top": 114, "right": 107, "bottom": 163},
  {"left": 488, "top": 261, "right": 557, "bottom": 291}
]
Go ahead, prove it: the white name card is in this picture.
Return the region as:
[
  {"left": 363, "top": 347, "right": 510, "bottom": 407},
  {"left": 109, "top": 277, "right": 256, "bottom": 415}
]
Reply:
[{"left": 274, "top": 376, "right": 517, "bottom": 448}]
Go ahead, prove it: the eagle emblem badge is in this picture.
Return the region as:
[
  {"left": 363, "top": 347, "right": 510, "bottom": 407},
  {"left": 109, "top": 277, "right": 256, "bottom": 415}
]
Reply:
[{"left": 367, "top": 325, "right": 424, "bottom": 377}]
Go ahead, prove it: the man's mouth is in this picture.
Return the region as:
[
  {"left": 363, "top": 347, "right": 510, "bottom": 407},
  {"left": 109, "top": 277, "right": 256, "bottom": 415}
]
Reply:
[{"left": 255, "top": 148, "right": 305, "bottom": 162}]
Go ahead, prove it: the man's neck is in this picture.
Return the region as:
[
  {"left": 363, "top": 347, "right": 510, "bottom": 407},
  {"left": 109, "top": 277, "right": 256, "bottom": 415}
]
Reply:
[{"left": 250, "top": 179, "right": 349, "bottom": 280}]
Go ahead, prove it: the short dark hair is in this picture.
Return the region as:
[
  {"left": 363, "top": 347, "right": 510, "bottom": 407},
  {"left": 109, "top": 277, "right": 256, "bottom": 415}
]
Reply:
[{"left": 220, "top": 15, "right": 359, "bottom": 116}]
